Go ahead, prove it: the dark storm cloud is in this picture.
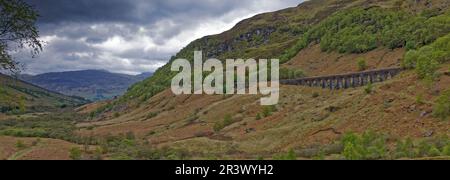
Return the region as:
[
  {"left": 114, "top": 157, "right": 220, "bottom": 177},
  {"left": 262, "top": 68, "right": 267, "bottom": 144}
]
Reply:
[
  {"left": 18, "top": 0, "right": 302, "bottom": 75},
  {"left": 26, "top": 0, "right": 242, "bottom": 24}
]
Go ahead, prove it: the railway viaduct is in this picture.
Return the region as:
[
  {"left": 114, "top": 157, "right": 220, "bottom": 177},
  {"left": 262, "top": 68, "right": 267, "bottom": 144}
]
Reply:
[{"left": 280, "top": 67, "right": 404, "bottom": 89}]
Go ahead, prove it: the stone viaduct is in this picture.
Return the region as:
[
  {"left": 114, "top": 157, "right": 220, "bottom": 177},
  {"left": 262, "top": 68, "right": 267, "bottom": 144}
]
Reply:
[{"left": 280, "top": 67, "right": 404, "bottom": 89}]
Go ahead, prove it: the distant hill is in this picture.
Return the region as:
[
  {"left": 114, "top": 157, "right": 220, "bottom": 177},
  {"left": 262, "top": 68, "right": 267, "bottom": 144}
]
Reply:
[
  {"left": 0, "top": 73, "right": 88, "bottom": 114},
  {"left": 20, "top": 70, "right": 153, "bottom": 101},
  {"left": 135, "top": 72, "right": 154, "bottom": 80}
]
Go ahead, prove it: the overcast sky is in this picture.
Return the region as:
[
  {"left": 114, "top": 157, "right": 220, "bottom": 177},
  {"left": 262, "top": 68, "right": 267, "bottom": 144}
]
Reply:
[{"left": 17, "top": 0, "right": 302, "bottom": 75}]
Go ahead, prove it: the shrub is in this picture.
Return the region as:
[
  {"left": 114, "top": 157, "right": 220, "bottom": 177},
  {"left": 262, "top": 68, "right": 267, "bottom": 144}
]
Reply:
[
  {"left": 364, "top": 83, "right": 373, "bottom": 94},
  {"left": 273, "top": 149, "right": 297, "bottom": 160},
  {"left": 416, "top": 55, "right": 439, "bottom": 80},
  {"left": 69, "top": 147, "right": 82, "bottom": 160},
  {"left": 98, "top": 134, "right": 190, "bottom": 160},
  {"left": 403, "top": 50, "right": 418, "bottom": 68},
  {"left": 262, "top": 105, "right": 277, "bottom": 117},
  {"left": 281, "top": 7, "right": 450, "bottom": 66},
  {"left": 357, "top": 58, "right": 367, "bottom": 71},
  {"left": 146, "top": 112, "right": 159, "bottom": 119},
  {"left": 417, "top": 141, "right": 432, "bottom": 157},
  {"left": 213, "top": 114, "right": 234, "bottom": 132},
  {"left": 222, "top": 114, "right": 233, "bottom": 125},
  {"left": 428, "top": 146, "right": 441, "bottom": 157},
  {"left": 213, "top": 123, "right": 222, "bottom": 132},
  {"left": 443, "top": 144, "right": 450, "bottom": 156},
  {"left": 92, "top": 147, "right": 104, "bottom": 160},
  {"left": 395, "top": 137, "right": 450, "bottom": 159},
  {"left": 147, "top": 131, "right": 156, "bottom": 136},
  {"left": 15, "top": 140, "right": 26, "bottom": 149},
  {"left": 403, "top": 34, "right": 450, "bottom": 80},
  {"left": 89, "top": 111, "right": 96, "bottom": 119},
  {"left": 125, "top": 131, "right": 136, "bottom": 140},
  {"left": 433, "top": 90, "right": 450, "bottom": 121},
  {"left": 416, "top": 94, "right": 425, "bottom": 105},
  {"left": 312, "top": 150, "right": 326, "bottom": 160},
  {"left": 395, "top": 138, "right": 417, "bottom": 159},
  {"left": 341, "top": 132, "right": 387, "bottom": 160},
  {"left": 280, "top": 68, "right": 305, "bottom": 80},
  {"left": 343, "top": 142, "right": 361, "bottom": 160},
  {"left": 255, "top": 113, "right": 261, "bottom": 120}
]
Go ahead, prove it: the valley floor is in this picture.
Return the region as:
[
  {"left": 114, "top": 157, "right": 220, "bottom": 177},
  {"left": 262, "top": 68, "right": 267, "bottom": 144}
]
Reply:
[{"left": 0, "top": 136, "right": 80, "bottom": 160}]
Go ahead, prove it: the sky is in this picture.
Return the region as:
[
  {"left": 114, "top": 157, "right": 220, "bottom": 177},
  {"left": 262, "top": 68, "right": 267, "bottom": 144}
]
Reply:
[{"left": 17, "top": 0, "right": 302, "bottom": 75}]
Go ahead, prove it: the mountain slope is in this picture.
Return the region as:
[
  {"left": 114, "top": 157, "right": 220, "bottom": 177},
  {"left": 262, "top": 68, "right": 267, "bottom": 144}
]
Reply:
[
  {"left": 78, "top": 0, "right": 450, "bottom": 159},
  {"left": 105, "top": 0, "right": 450, "bottom": 112},
  {"left": 111, "top": 0, "right": 351, "bottom": 106},
  {"left": 0, "top": 73, "right": 87, "bottom": 115},
  {"left": 21, "top": 70, "right": 153, "bottom": 101}
]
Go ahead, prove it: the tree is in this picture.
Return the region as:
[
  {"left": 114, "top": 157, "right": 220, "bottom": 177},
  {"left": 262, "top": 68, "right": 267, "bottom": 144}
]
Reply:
[
  {"left": 433, "top": 90, "right": 450, "bottom": 121},
  {"left": 0, "top": 0, "right": 42, "bottom": 72}
]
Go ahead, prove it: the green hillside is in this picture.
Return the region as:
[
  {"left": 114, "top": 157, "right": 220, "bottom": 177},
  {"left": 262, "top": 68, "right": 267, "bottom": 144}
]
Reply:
[
  {"left": 97, "top": 0, "right": 450, "bottom": 115},
  {"left": 0, "top": 73, "right": 88, "bottom": 114}
]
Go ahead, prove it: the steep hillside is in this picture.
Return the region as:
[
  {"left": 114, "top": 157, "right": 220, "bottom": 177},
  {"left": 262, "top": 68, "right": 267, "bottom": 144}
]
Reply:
[
  {"left": 21, "top": 70, "right": 153, "bottom": 101},
  {"left": 76, "top": 0, "right": 450, "bottom": 159},
  {"left": 77, "top": 67, "right": 450, "bottom": 159},
  {"left": 102, "top": 0, "right": 450, "bottom": 113},
  {"left": 0, "top": 73, "right": 87, "bottom": 115},
  {"left": 109, "top": 0, "right": 355, "bottom": 107}
]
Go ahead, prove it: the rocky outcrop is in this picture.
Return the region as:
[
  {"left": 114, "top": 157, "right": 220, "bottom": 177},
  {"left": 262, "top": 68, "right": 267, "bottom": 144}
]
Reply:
[{"left": 203, "top": 27, "right": 277, "bottom": 58}]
